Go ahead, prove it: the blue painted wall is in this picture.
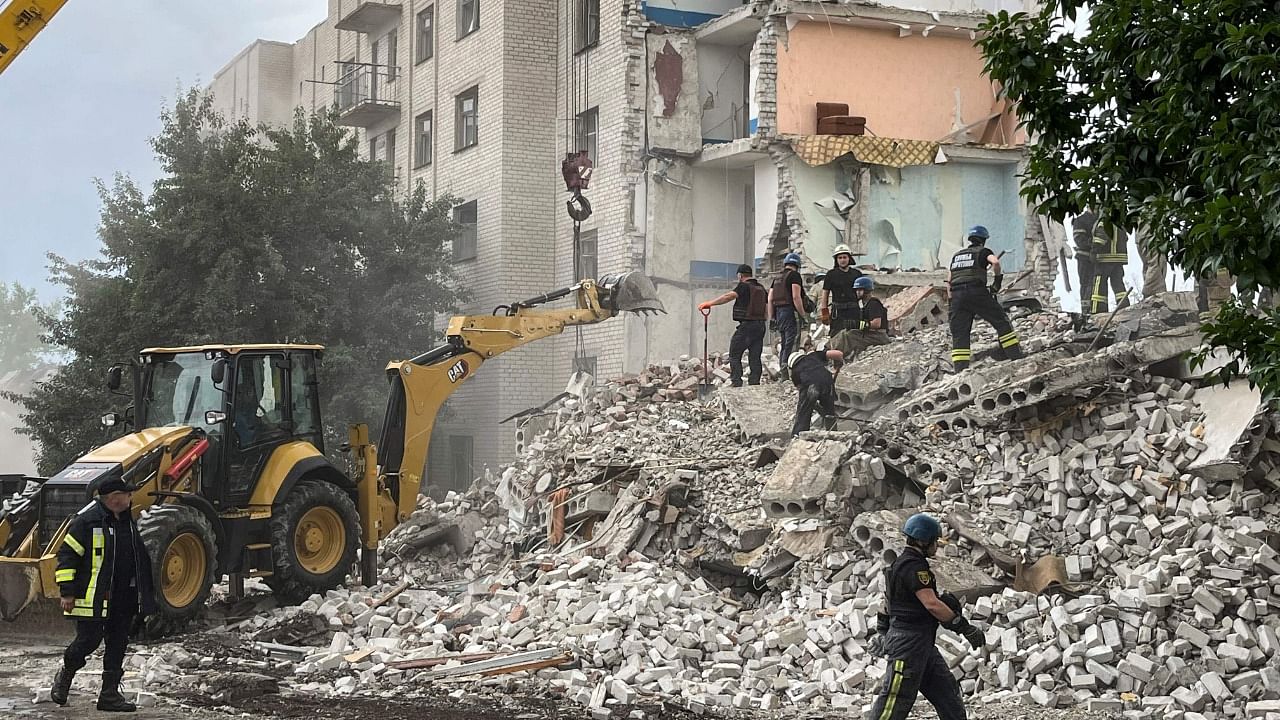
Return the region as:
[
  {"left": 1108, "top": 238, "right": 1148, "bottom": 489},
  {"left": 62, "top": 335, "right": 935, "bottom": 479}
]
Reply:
[{"left": 643, "top": 0, "right": 744, "bottom": 28}]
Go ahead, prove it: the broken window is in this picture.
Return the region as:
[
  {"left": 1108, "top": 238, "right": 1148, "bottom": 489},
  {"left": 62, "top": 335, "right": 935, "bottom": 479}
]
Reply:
[
  {"left": 457, "top": 0, "right": 479, "bottom": 39},
  {"left": 449, "top": 435, "right": 474, "bottom": 489},
  {"left": 575, "top": 228, "right": 598, "bottom": 281},
  {"left": 416, "top": 5, "right": 434, "bottom": 63},
  {"left": 369, "top": 128, "right": 395, "bottom": 165},
  {"left": 455, "top": 85, "right": 479, "bottom": 150},
  {"left": 453, "top": 200, "right": 478, "bottom": 261},
  {"left": 575, "top": 106, "right": 598, "bottom": 164},
  {"left": 574, "top": 0, "right": 599, "bottom": 51},
  {"left": 415, "top": 111, "right": 433, "bottom": 168}
]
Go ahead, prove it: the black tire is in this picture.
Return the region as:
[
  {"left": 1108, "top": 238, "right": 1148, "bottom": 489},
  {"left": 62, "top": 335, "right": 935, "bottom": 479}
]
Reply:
[
  {"left": 264, "top": 479, "right": 359, "bottom": 604},
  {"left": 138, "top": 504, "right": 218, "bottom": 636}
]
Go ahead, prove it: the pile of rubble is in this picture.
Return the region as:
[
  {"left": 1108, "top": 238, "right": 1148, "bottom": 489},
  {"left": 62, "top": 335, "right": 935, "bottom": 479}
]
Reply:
[{"left": 125, "top": 292, "right": 1280, "bottom": 719}]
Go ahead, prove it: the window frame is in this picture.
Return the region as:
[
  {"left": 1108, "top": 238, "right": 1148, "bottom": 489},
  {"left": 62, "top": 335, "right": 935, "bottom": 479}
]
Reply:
[
  {"left": 455, "top": 85, "right": 479, "bottom": 151},
  {"left": 574, "top": 227, "right": 598, "bottom": 282},
  {"left": 574, "top": 106, "right": 599, "bottom": 164},
  {"left": 452, "top": 199, "right": 478, "bottom": 261},
  {"left": 416, "top": 5, "right": 435, "bottom": 64},
  {"left": 414, "top": 110, "right": 434, "bottom": 169},
  {"left": 574, "top": 0, "right": 600, "bottom": 52},
  {"left": 457, "top": 0, "right": 479, "bottom": 40}
]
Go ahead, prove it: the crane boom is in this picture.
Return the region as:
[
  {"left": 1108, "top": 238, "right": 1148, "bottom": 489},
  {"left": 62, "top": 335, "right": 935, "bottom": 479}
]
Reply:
[{"left": 0, "top": 1, "right": 68, "bottom": 77}]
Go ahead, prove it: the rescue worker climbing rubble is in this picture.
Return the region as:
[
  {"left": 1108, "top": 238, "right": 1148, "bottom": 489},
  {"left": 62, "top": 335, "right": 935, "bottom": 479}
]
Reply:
[
  {"left": 946, "top": 226, "right": 1022, "bottom": 371},
  {"left": 866, "top": 513, "right": 985, "bottom": 720},
  {"left": 820, "top": 244, "right": 863, "bottom": 334},
  {"left": 829, "top": 275, "right": 890, "bottom": 358},
  {"left": 788, "top": 343, "right": 843, "bottom": 436},
  {"left": 698, "top": 264, "right": 769, "bottom": 387},
  {"left": 1080, "top": 209, "right": 1130, "bottom": 314},
  {"left": 769, "top": 253, "right": 810, "bottom": 378}
]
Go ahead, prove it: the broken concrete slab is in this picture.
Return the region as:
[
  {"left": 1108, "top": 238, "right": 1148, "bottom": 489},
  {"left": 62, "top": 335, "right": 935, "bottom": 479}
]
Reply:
[
  {"left": 761, "top": 436, "right": 853, "bottom": 519},
  {"left": 717, "top": 383, "right": 795, "bottom": 443},
  {"left": 1189, "top": 381, "right": 1267, "bottom": 481}
]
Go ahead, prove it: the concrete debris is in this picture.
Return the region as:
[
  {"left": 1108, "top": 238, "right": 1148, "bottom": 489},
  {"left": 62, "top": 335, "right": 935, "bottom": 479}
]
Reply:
[{"left": 117, "top": 300, "right": 1280, "bottom": 719}]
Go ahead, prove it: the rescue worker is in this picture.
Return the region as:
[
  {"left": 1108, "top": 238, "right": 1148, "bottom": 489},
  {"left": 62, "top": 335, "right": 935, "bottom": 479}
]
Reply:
[
  {"left": 698, "top": 263, "right": 769, "bottom": 387},
  {"left": 787, "top": 344, "right": 844, "bottom": 436},
  {"left": 1070, "top": 211, "right": 1097, "bottom": 314},
  {"left": 820, "top": 244, "right": 863, "bottom": 334},
  {"left": 946, "top": 226, "right": 1022, "bottom": 371},
  {"left": 769, "top": 253, "right": 810, "bottom": 377},
  {"left": 866, "top": 513, "right": 986, "bottom": 720},
  {"left": 1082, "top": 209, "right": 1130, "bottom": 314},
  {"left": 51, "top": 477, "right": 156, "bottom": 712},
  {"left": 830, "top": 275, "right": 890, "bottom": 358}
]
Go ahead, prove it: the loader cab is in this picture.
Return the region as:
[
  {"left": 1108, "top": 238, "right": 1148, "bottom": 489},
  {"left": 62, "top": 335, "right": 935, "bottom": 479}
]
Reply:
[{"left": 138, "top": 345, "right": 326, "bottom": 510}]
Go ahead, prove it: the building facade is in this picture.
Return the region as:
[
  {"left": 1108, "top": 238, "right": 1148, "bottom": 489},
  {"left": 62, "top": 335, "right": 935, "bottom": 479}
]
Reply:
[{"left": 210, "top": 0, "right": 1054, "bottom": 492}]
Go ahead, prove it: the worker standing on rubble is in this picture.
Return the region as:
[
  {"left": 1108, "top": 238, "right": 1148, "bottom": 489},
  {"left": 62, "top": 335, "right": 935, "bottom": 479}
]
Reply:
[
  {"left": 830, "top": 275, "right": 890, "bottom": 358},
  {"left": 866, "top": 513, "right": 985, "bottom": 720},
  {"left": 946, "top": 226, "right": 1022, "bottom": 371},
  {"left": 50, "top": 478, "right": 156, "bottom": 712},
  {"left": 820, "top": 244, "right": 863, "bottom": 334},
  {"left": 769, "top": 253, "right": 810, "bottom": 379},
  {"left": 698, "top": 263, "right": 770, "bottom": 387},
  {"left": 1071, "top": 211, "right": 1098, "bottom": 314},
  {"left": 787, "top": 344, "right": 843, "bottom": 436},
  {"left": 1081, "top": 209, "right": 1130, "bottom": 314}
]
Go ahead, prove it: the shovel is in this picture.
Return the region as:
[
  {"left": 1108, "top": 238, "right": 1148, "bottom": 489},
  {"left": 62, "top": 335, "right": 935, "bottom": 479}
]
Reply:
[{"left": 698, "top": 307, "right": 714, "bottom": 399}]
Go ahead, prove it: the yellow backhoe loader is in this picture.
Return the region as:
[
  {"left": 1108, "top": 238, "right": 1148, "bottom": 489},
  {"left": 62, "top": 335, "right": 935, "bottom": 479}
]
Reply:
[{"left": 0, "top": 273, "right": 664, "bottom": 629}]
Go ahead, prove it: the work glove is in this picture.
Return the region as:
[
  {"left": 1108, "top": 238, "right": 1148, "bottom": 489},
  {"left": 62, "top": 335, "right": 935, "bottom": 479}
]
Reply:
[
  {"left": 938, "top": 591, "right": 963, "bottom": 617},
  {"left": 867, "top": 612, "right": 891, "bottom": 657},
  {"left": 697, "top": 301, "right": 713, "bottom": 312},
  {"left": 820, "top": 307, "right": 830, "bottom": 325},
  {"left": 944, "top": 614, "right": 986, "bottom": 650},
  {"left": 990, "top": 274, "right": 1004, "bottom": 294},
  {"left": 769, "top": 320, "right": 778, "bottom": 333}
]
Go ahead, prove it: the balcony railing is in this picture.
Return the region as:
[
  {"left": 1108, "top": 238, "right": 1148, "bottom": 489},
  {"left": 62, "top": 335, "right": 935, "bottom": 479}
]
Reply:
[{"left": 334, "top": 63, "right": 401, "bottom": 128}]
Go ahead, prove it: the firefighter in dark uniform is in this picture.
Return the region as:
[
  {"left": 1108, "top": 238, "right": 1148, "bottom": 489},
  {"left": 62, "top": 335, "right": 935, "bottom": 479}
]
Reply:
[
  {"left": 50, "top": 477, "right": 156, "bottom": 712},
  {"left": 819, "top": 243, "right": 863, "bottom": 334},
  {"left": 699, "top": 264, "right": 770, "bottom": 387},
  {"left": 946, "top": 225, "right": 1022, "bottom": 371},
  {"left": 1071, "top": 211, "right": 1098, "bottom": 314},
  {"left": 1080, "top": 209, "right": 1130, "bottom": 314},
  {"left": 787, "top": 344, "right": 844, "bottom": 436},
  {"left": 866, "top": 513, "right": 985, "bottom": 720}
]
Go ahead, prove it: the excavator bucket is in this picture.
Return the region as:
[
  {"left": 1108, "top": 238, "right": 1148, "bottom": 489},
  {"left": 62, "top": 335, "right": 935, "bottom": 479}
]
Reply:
[
  {"left": 0, "top": 560, "right": 43, "bottom": 621},
  {"left": 597, "top": 272, "right": 666, "bottom": 315}
]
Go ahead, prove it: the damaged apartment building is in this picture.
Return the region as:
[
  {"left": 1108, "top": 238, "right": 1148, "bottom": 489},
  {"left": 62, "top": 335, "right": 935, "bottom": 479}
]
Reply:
[{"left": 208, "top": 0, "right": 1052, "bottom": 491}]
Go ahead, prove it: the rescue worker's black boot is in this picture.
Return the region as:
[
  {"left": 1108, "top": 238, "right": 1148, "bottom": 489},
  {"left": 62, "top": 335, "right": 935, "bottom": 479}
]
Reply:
[
  {"left": 96, "top": 670, "right": 136, "bottom": 712},
  {"left": 50, "top": 665, "right": 75, "bottom": 706}
]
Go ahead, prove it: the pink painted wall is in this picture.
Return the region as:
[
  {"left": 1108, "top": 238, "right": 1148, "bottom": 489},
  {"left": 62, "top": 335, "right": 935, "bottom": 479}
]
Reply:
[{"left": 776, "top": 22, "right": 1021, "bottom": 144}]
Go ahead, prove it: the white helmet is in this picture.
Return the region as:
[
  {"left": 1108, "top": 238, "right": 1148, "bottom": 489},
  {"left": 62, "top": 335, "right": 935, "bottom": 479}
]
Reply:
[
  {"left": 832, "top": 244, "right": 852, "bottom": 259},
  {"left": 787, "top": 351, "right": 807, "bottom": 369}
]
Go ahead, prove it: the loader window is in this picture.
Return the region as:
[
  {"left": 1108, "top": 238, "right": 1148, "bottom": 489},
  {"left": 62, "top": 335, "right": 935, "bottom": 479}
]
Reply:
[
  {"left": 143, "top": 353, "right": 224, "bottom": 433},
  {"left": 232, "top": 355, "right": 284, "bottom": 448}
]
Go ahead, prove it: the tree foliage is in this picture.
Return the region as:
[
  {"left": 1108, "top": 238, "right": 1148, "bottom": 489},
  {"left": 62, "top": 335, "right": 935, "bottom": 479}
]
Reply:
[
  {"left": 979, "top": 1, "right": 1280, "bottom": 400},
  {"left": 0, "top": 283, "right": 56, "bottom": 375},
  {"left": 12, "top": 90, "right": 464, "bottom": 474}
]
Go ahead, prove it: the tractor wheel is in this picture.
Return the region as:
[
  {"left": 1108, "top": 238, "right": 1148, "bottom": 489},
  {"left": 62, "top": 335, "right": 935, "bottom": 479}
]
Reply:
[
  {"left": 264, "top": 479, "right": 359, "bottom": 604},
  {"left": 138, "top": 504, "right": 218, "bottom": 636}
]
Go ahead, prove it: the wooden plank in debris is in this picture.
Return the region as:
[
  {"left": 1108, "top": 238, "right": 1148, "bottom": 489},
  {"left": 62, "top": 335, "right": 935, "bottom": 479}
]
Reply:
[
  {"left": 370, "top": 580, "right": 412, "bottom": 609},
  {"left": 387, "top": 652, "right": 501, "bottom": 671},
  {"left": 343, "top": 647, "right": 376, "bottom": 664},
  {"left": 437, "top": 654, "right": 575, "bottom": 682},
  {"left": 421, "top": 648, "right": 569, "bottom": 680}
]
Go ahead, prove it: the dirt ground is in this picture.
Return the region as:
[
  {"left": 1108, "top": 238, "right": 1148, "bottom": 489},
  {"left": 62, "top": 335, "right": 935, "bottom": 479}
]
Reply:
[{"left": 0, "top": 620, "right": 1118, "bottom": 720}]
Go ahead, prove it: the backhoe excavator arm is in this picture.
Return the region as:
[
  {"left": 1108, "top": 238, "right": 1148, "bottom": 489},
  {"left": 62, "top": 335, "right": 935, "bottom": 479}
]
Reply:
[
  {"left": 0, "top": 1, "right": 69, "bottom": 76},
  {"left": 348, "top": 273, "right": 663, "bottom": 583}
]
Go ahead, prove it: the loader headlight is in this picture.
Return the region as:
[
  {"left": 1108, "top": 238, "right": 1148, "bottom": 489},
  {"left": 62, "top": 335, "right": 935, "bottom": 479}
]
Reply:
[{"left": 101, "top": 412, "right": 121, "bottom": 428}]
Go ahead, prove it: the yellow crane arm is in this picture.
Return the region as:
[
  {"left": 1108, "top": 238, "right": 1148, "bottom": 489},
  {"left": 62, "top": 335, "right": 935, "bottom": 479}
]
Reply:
[
  {"left": 348, "top": 273, "right": 663, "bottom": 583},
  {"left": 0, "top": 1, "right": 69, "bottom": 76}
]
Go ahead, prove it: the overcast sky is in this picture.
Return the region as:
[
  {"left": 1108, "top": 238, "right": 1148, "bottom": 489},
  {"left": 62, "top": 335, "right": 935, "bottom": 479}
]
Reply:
[{"left": 0, "top": 0, "right": 323, "bottom": 302}]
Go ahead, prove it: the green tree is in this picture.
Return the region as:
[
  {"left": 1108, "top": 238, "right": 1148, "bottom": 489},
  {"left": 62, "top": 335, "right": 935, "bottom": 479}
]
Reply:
[
  {"left": 12, "top": 90, "right": 464, "bottom": 474},
  {"left": 979, "top": 2, "right": 1280, "bottom": 399},
  {"left": 0, "top": 283, "right": 56, "bottom": 375}
]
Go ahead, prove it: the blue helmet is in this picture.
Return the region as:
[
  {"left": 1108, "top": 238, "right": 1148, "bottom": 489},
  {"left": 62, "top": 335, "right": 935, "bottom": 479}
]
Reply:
[
  {"left": 783, "top": 252, "right": 802, "bottom": 268},
  {"left": 853, "top": 275, "right": 875, "bottom": 291},
  {"left": 966, "top": 225, "right": 990, "bottom": 245},
  {"left": 903, "top": 513, "right": 943, "bottom": 544}
]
